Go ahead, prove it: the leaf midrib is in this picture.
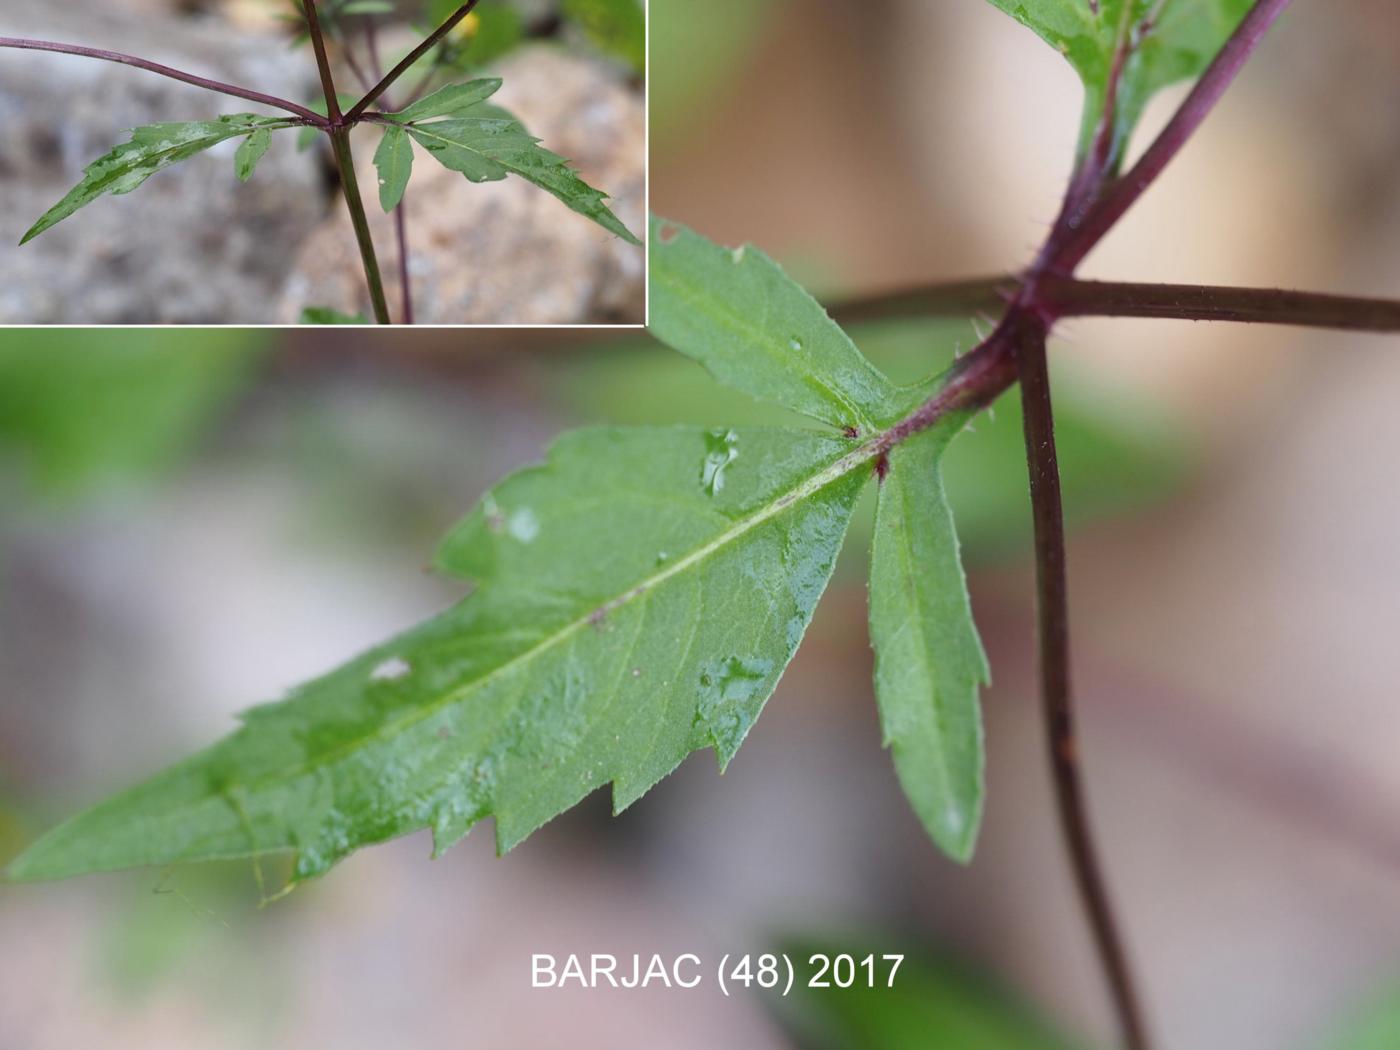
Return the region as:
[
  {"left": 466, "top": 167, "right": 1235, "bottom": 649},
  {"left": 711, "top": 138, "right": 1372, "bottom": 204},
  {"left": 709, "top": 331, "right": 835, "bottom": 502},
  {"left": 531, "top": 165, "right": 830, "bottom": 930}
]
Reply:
[{"left": 226, "top": 434, "right": 883, "bottom": 798}]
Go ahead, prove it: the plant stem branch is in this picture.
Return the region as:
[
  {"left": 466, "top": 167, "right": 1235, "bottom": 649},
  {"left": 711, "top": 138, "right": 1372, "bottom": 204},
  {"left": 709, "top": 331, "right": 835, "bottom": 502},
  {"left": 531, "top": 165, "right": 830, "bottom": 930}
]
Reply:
[
  {"left": 303, "top": 1, "right": 389, "bottom": 323},
  {"left": 0, "top": 37, "right": 326, "bottom": 123},
  {"left": 330, "top": 129, "right": 392, "bottom": 324},
  {"left": 303, "top": 0, "right": 343, "bottom": 124},
  {"left": 832, "top": 276, "right": 1400, "bottom": 334},
  {"left": 345, "top": 0, "right": 482, "bottom": 121},
  {"left": 394, "top": 196, "right": 415, "bottom": 325},
  {"left": 1015, "top": 319, "right": 1151, "bottom": 1050},
  {"left": 1048, "top": 279, "right": 1400, "bottom": 331},
  {"left": 1049, "top": 0, "right": 1293, "bottom": 272}
]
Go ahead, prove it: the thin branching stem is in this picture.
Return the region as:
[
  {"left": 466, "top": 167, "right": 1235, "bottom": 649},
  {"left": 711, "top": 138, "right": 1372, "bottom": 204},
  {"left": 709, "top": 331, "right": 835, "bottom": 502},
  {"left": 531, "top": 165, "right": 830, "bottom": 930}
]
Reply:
[
  {"left": 303, "top": 0, "right": 344, "bottom": 125},
  {"left": 304, "top": 1, "right": 391, "bottom": 324},
  {"left": 1016, "top": 320, "right": 1151, "bottom": 1050},
  {"left": 329, "top": 129, "right": 392, "bottom": 324},
  {"left": 1048, "top": 279, "right": 1400, "bottom": 331},
  {"left": 345, "top": 0, "right": 482, "bottom": 121},
  {"left": 833, "top": 276, "right": 1400, "bottom": 334},
  {"left": 0, "top": 37, "right": 327, "bottom": 123},
  {"left": 394, "top": 198, "right": 415, "bottom": 325}
]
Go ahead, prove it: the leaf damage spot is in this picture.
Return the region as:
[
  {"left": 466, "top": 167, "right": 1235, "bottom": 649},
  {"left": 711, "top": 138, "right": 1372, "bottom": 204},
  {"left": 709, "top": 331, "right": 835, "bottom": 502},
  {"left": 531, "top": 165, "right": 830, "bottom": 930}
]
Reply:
[{"left": 371, "top": 656, "right": 412, "bottom": 682}]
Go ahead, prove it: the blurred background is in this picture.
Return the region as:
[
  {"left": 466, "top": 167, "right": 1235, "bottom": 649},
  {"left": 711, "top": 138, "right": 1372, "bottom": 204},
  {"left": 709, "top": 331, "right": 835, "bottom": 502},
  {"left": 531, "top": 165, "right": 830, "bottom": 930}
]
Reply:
[
  {"left": 0, "top": 0, "right": 645, "bottom": 324},
  {"left": 4, "top": 1, "right": 1400, "bottom": 1048}
]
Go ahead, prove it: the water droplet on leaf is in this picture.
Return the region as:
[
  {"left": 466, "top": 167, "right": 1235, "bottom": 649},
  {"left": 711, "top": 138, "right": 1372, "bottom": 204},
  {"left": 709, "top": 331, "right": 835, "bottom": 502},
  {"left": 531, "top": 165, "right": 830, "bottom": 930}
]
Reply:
[
  {"left": 695, "top": 655, "right": 774, "bottom": 758},
  {"left": 700, "top": 428, "right": 740, "bottom": 496}
]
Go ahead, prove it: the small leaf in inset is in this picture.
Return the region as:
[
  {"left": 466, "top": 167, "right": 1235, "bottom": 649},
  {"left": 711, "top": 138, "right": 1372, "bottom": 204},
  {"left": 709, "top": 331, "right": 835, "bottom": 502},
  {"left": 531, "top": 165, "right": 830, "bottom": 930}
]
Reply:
[
  {"left": 21, "top": 115, "right": 295, "bottom": 244},
  {"left": 399, "top": 101, "right": 639, "bottom": 244},
  {"left": 234, "top": 127, "right": 273, "bottom": 183},
  {"left": 392, "top": 79, "right": 504, "bottom": 123},
  {"left": 373, "top": 125, "right": 414, "bottom": 212}
]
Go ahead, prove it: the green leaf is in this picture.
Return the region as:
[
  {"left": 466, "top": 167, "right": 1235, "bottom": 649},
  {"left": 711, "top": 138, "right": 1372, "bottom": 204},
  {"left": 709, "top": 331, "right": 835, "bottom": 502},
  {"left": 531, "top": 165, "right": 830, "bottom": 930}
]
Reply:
[
  {"left": 20, "top": 115, "right": 294, "bottom": 244},
  {"left": 7, "top": 427, "right": 869, "bottom": 884},
  {"left": 234, "top": 127, "right": 273, "bottom": 183},
  {"left": 393, "top": 78, "right": 503, "bottom": 122},
  {"left": 397, "top": 104, "right": 639, "bottom": 244},
  {"left": 372, "top": 125, "right": 414, "bottom": 212},
  {"left": 776, "top": 937, "right": 1084, "bottom": 1050},
  {"left": 563, "top": 0, "right": 647, "bottom": 74},
  {"left": 984, "top": 0, "right": 1252, "bottom": 156},
  {"left": 869, "top": 426, "right": 989, "bottom": 862},
  {"left": 300, "top": 307, "right": 369, "bottom": 324},
  {"left": 648, "top": 217, "right": 906, "bottom": 434}
]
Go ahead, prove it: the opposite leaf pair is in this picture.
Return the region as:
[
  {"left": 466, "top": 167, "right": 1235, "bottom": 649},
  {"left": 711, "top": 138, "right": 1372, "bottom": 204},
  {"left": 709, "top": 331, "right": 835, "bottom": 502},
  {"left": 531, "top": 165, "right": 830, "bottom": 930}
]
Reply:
[
  {"left": 7, "top": 217, "right": 989, "bottom": 887},
  {"left": 19, "top": 78, "right": 636, "bottom": 248}
]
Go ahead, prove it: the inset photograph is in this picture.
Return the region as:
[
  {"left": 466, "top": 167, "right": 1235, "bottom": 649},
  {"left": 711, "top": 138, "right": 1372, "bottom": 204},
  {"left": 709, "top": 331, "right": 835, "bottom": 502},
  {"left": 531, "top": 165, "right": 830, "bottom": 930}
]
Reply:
[{"left": 0, "top": 1, "right": 645, "bottom": 325}]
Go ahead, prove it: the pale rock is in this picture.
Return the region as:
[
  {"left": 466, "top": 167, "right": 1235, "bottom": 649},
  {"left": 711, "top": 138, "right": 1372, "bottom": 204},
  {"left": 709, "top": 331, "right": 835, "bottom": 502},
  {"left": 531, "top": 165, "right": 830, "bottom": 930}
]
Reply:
[{"left": 277, "top": 45, "right": 645, "bottom": 325}]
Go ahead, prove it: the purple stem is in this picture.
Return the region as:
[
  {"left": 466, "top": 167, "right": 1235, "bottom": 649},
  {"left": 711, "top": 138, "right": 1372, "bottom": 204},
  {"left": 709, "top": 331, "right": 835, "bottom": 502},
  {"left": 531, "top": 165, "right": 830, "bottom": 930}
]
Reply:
[
  {"left": 832, "top": 276, "right": 1400, "bottom": 334},
  {"left": 303, "top": 0, "right": 343, "bottom": 124},
  {"left": 345, "top": 0, "right": 482, "bottom": 121},
  {"left": 394, "top": 196, "right": 415, "bottom": 325},
  {"left": 0, "top": 36, "right": 327, "bottom": 123},
  {"left": 1015, "top": 317, "right": 1151, "bottom": 1050},
  {"left": 1048, "top": 279, "right": 1400, "bottom": 331}
]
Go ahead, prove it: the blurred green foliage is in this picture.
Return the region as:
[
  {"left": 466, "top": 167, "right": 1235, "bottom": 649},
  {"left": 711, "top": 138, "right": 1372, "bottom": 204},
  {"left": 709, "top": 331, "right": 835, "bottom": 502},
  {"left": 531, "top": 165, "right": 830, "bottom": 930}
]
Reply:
[
  {"left": 427, "top": 0, "right": 527, "bottom": 68},
  {"left": 0, "top": 332, "right": 266, "bottom": 502},
  {"left": 563, "top": 0, "right": 645, "bottom": 74},
  {"left": 550, "top": 320, "right": 1191, "bottom": 564},
  {"left": 650, "top": 0, "right": 773, "bottom": 144},
  {"left": 775, "top": 937, "right": 1082, "bottom": 1050},
  {"left": 1325, "top": 985, "right": 1400, "bottom": 1050}
]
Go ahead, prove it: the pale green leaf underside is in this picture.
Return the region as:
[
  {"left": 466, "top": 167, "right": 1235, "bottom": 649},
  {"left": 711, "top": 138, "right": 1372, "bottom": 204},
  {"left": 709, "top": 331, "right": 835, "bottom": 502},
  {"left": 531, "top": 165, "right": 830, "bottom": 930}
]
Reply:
[
  {"left": 373, "top": 125, "right": 414, "bottom": 212},
  {"left": 8, "top": 427, "right": 870, "bottom": 884},
  {"left": 234, "top": 127, "right": 273, "bottom": 183},
  {"left": 870, "top": 428, "right": 989, "bottom": 862},
  {"left": 393, "top": 78, "right": 504, "bottom": 122},
  {"left": 21, "top": 115, "right": 295, "bottom": 244},
  {"left": 648, "top": 217, "right": 906, "bottom": 434},
  {"left": 985, "top": 0, "right": 1252, "bottom": 154},
  {"left": 389, "top": 97, "right": 639, "bottom": 244}
]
